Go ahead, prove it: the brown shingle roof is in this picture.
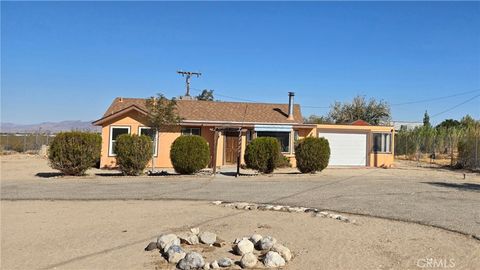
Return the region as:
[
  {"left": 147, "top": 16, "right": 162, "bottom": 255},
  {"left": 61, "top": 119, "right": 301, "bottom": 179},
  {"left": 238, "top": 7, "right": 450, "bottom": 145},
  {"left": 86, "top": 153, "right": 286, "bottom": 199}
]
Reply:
[{"left": 97, "top": 97, "right": 303, "bottom": 125}]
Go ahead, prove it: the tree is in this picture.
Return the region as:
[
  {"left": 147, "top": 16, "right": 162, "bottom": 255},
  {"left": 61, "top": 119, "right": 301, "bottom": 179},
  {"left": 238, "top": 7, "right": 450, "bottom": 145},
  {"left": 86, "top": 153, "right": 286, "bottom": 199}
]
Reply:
[
  {"left": 435, "top": 119, "right": 460, "bottom": 130},
  {"left": 423, "top": 111, "right": 431, "bottom": 127},
  {"left": 304, "top": 115, "right": 332, "bottom": 124},
  {"left": 145, "top": 94, "right": 182, "bottom": 172},
  {"left": 327, "top": 95, "right": 391, "bottom": 125},
  {"left": 460, "top": 115, "right": 476, "bottom": 128},
  {"left": 196, "top": 89, "right": 215, "bottom": 101}
]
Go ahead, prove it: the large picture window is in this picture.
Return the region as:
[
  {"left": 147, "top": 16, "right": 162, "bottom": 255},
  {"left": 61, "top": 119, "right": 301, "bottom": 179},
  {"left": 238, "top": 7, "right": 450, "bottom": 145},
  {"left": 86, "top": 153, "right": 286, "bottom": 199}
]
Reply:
[
  {"left": 109, "top": 126, "right": 130, "bottom": 156},
  {"left": 256, "top": 131, "right": 290, "bottom": 152},
  {"left": 139, "top": 127, "right": 158, "bottom": 156},
  {"left": 373, "top": 133, "right": 392, "bottom": 153},
  {"left": 181, "top": 127, "right": 201, "bottom": 136}
]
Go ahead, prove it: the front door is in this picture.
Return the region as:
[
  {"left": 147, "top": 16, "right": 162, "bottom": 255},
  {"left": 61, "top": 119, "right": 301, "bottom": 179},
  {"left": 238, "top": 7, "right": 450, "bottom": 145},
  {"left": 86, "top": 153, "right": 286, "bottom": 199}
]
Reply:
[{"left": 225, "top": 132, "right": 239, "bottom": 164}]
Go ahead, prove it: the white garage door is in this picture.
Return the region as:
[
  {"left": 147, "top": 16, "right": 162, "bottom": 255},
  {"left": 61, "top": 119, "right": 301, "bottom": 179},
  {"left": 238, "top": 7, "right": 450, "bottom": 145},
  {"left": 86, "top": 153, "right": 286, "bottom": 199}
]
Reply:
[{"left": 318, "top": 132, "right": 367, "bottom": 166}]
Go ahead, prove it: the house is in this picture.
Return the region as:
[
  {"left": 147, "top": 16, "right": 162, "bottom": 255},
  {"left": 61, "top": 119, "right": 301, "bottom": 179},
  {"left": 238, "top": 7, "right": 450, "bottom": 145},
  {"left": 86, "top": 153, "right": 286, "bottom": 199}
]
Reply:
[
  {"left": 92, "top": 93, "right": 395, "bottom": 169},
  {"left": 93, "top": 93, "right": 316, "bottom": 169},
  {"left": 317, "top": 120, "right": 395, "bottom": 167}
]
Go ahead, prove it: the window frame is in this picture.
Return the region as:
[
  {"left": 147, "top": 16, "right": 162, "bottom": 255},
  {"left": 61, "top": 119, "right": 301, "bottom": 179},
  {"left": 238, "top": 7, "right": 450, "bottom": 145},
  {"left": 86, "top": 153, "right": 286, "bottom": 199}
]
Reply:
[
  {"left": 256, "top": 131, "right": 291, "bottom": 153},
  {"left": 181, "top": 127, "right": 201, "bottom": 136},
  {"left": 109, "top": 126, "right": 131, "bottom": 157},
  {"left": 138, "top": 126, "right": 159, "bottom": 157},
  {"left": 373, "top": 132, "right": 392, "bottom": 154}
]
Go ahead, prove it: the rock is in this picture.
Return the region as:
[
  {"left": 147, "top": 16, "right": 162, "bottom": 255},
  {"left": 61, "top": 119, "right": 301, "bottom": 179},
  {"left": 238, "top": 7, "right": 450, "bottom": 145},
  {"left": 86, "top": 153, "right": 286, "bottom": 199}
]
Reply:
[
  {"left": 166, "top": 245, "right": 186, "bottom": 264},
  {"left": 272, "top": 205, "right": 283, "bottom": 211},
  {"left": 217, "top": 257, "right": 233, "bottom": 267},
  {"left": 305, "top": 208, "right": 318, "bottom": 213},
  {"left": 265, "top": 205, "right": 274, "bottom": 210},
  {"left": 190, "top": 227, "right": 200, "bottom": 235},
  {"left": 240, "top": 252, "right": 258, "bottom": 268},
  {"left": 235, "top": 202, "right": 249, "bottom": 209},
  {"left": 224, "top": 203, "right": 234, "bottom": 208},
  {"left": 144, "top": 241, "right": 158, "bottom": 251},
  {"left": 340, "top": 216, "right": 350, "bottom": 222},
  {"left": 213, "top": 237, "right": 227, "bottom": 247},
  {"left": 234, "top": 237, "right": 248, "bottom": 244},
  {"left": 247, "top": 204, "right": 258, "bottom": 210},
  {"left": 178, "top": 252, "right": 205, "bottom": 270},
  {"left": 249, "top": 234, "right": 262, "bottom": 245},
  {"left": 157, "top": 234, "right": 180, "bottom": 253},
  {"left": 212, "top": 201, "right": 222, "bottom": 205},
  {"left": 203, "top": 263, "right": 211, "bottom": 270},
  {"left": 179, "top": 232, "right": 200, "bottom": 245},
  {"left": 234, "top": 239, "right": 254, "bottom": 256},
  {"left": 263, "top": 251, "right": 286, "bottom": 267},
  {"left": 271, "top": 244, "right": 292, "bottom": 262},
  {"left": 257, "top": 236, "right": 277, "bottom": 250},
  {"left": 199, "top": 231, "right": 217, "bottom": 245},
  {"left": 317, "top": 211, "right": 329, "bottom": 217},
  {"left": 330, "top": 214, "right": 342, "bottom": 220},
  {"left": 210, "top": 260, "right": 220, "bottom": 269}
]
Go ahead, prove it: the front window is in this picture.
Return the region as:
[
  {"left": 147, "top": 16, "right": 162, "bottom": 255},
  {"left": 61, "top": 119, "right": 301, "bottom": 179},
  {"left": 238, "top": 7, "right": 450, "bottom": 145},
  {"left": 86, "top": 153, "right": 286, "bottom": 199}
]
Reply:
[
  {"left": 139, "top": 127, "right": 158, "bottom": 156},
  {"left": 373, "top": 133, "right": 392, "bottom": 153},
  {"left": 256, "top": 131, "right": 290, "bottom": 152},
  {"left": 109, "top": 126, "right": 130, "bottom": 156},
  {"left": 181, "top": 127, "right": 201, "bottom": 136}
]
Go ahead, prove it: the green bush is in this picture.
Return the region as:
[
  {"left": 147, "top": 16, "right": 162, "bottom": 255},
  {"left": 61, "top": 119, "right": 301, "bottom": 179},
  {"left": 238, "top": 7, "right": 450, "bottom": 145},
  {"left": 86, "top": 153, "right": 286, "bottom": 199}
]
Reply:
[
  {"left": 115, "top": 134, "right": 152, "bottom": 176},
  {"left": 244, "top": 137, "right": 280, "bottom": 173},
  {"left": 276, "top": 154, "right": 292, "bottom": 168},
  {"left": 170, "top": 135, "right": 210, "bottom": 174},
  {"left": 48, "top": 132, "right": 101, "bottom": 175},
  {"left": 295, "top": 137, "right": 330, "bottom": 173}
]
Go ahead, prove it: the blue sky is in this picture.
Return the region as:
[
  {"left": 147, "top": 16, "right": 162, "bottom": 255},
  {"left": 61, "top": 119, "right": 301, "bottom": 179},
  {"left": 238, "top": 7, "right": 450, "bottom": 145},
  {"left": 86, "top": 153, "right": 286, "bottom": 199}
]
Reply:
[{"left": 2, "top": 1, "right": 479, "bottom": 125}]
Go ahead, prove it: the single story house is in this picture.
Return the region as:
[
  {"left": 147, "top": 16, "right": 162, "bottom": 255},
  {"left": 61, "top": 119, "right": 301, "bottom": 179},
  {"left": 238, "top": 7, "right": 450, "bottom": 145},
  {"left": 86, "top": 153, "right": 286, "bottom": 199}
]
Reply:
[
  {"left": 93, "top": 93, "right": 316, "bottom": 169},
  {"left": 93, "top": 93, "right": 395, "bottom": 169}
]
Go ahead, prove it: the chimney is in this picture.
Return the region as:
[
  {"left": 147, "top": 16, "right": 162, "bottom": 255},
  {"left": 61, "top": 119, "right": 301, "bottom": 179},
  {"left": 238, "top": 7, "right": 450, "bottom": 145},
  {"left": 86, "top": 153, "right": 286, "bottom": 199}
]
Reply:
[{"left": 288, "top": 92, "right": 295, "bottom": 120}]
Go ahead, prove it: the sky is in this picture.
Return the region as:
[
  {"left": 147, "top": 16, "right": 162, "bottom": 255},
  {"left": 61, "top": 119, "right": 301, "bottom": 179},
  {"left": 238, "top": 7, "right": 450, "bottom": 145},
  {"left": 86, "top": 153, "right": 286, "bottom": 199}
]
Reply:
[{"left": 1, "top": 1, "right": 479, "bottom": 125}]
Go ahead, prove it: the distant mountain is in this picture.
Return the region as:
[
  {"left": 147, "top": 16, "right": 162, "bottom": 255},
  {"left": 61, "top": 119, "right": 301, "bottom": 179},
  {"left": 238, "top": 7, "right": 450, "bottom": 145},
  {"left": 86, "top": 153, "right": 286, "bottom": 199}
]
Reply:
[{"left": 0, "top": 121, "right": 100, "bottom": 133}]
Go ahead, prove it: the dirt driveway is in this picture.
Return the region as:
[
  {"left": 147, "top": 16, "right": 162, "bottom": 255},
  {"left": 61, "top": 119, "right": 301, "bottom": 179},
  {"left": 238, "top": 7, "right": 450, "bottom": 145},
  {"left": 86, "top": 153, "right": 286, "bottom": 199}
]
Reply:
[{"left": 1, "top": 154, "right": 480, "bottom": 239}]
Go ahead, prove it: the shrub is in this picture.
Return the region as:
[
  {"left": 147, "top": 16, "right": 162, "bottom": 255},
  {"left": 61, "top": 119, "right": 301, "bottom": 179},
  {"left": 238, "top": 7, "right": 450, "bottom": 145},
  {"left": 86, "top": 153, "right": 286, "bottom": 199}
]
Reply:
[
  {"left": 276, "top": 154, "right": 292, "bottom": 168},
  {"left": 170, "top": 135, "right": 210, "bottom": 174},
  {"left": 115, "top": 134, "right": 152, "bottom": 176},
  {"left": 244, "top": 137, "right": 280, "bottom": 173},
  {"left": 48, "top": 132, "right": 101, "bottom": 176},
  {"left": 295, "top": 137, "right": 330, "bottom": 173}
]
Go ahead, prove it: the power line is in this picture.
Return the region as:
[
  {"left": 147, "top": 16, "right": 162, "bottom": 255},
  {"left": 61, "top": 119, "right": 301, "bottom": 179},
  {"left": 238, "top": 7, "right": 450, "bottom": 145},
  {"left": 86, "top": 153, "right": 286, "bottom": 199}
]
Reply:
[
  {"left": 391, "top": 89, "right": 480, "bottom": 106},
  {"left": 429, "top": 94, "right": 480, "bottom": 119}
]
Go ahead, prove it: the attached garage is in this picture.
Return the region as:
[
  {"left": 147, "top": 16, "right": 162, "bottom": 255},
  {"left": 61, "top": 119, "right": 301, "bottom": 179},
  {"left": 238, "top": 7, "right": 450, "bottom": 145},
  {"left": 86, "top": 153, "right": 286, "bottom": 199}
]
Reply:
[{"left": 318, "top": 132, "right": 368, "bottom": 166}]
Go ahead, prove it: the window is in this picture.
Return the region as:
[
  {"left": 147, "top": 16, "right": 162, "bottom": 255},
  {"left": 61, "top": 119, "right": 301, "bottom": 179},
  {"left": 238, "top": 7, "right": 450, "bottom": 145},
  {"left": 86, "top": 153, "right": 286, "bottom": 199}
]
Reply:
[
  {"left": 109, "top": 126, "right": 130, "bottom": 156},
  {"left": 256, "top": 131, "right": 290, "bottom": 152},
  {"left": 373, "top": 133, "right": 392, "bottom": 153},
  {"left": 246, "top": 130, "right": 254, "bottom": 143},
  {"left": 181, "top": 127, "right": 201, "bottom": 136},
  {"left": 139, "top": 127, "right": 158, "bottom": 156}
]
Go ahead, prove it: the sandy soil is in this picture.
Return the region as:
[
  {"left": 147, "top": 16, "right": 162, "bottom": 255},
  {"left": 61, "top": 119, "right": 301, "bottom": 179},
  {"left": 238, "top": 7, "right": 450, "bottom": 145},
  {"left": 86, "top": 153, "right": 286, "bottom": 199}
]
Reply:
[{"left": 1, "top": 200, "right": 479, "bottom": 270}]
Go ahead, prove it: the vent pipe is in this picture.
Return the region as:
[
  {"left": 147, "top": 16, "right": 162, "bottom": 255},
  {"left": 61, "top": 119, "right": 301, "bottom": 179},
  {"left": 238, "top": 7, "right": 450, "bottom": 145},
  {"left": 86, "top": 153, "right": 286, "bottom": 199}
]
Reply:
[{"left": 288, "top": 92, "right": 295, "bottom": 120}]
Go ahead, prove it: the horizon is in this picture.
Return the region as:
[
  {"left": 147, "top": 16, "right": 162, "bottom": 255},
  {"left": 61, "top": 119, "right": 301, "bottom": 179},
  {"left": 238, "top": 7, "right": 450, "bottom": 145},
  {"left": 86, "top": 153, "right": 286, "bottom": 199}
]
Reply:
[{"left": 2, "top": 1, "right": 479, "bottom": 125}]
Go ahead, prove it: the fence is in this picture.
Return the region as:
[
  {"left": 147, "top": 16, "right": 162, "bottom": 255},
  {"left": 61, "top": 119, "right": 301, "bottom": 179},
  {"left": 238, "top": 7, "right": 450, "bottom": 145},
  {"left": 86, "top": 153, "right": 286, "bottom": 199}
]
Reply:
[
  {"left": 394, "top": 125, "right": 480, "bottom": 170},
  {"left": 0, "top": 133, "right": 55, "bottom": 153}
]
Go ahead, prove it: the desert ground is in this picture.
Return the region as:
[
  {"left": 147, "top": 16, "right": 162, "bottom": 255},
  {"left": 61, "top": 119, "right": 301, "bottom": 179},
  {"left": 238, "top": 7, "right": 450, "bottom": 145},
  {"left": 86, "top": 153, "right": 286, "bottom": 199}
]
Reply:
[{"left": 1, "top": 154, "right": 479, "bottom": 270}]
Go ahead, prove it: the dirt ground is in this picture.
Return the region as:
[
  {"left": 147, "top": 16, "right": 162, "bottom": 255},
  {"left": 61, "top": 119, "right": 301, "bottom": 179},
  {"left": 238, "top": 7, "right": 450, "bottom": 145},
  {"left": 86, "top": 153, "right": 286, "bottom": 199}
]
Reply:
[{"left": 1, "top": 200, "right": 479, "bottom": 270}]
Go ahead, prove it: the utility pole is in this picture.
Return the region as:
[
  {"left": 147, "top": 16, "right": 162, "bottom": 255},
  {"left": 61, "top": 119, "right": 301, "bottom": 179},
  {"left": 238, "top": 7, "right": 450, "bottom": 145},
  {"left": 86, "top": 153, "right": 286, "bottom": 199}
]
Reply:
[{"left": 177, "top": 70, "right": 202, "bottom": 97}]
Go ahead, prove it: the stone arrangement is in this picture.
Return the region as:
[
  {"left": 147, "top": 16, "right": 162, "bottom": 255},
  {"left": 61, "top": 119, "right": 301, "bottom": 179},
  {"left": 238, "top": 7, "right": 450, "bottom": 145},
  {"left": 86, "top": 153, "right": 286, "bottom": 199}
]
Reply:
[
  {"left": 211, "top": 201, "right": 355, "bottom": 223},
  {"left": 145, "top": 227, "right": 292, "bottom": 269}
]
